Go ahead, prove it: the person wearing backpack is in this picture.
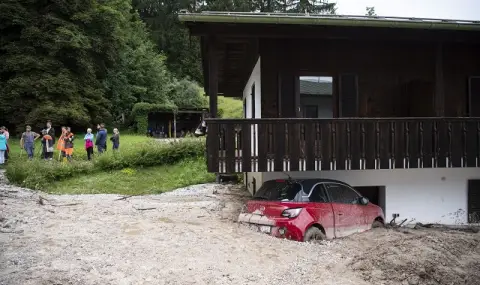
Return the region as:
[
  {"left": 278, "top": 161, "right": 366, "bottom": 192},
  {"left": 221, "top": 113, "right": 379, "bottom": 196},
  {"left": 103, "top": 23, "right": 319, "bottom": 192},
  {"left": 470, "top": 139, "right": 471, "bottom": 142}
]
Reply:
[{"left": 63, "top": 127, "right": 74, "bottom": 162}]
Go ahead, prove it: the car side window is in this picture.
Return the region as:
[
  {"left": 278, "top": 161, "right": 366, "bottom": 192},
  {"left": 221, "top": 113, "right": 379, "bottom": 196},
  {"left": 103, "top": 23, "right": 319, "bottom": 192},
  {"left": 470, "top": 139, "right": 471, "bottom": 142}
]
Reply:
[
  {"left": 325, "top": 183, "right": 360, "bottom": 204},
  {"left": 309, "top": 184, "right": 329, "bottom": 203}
]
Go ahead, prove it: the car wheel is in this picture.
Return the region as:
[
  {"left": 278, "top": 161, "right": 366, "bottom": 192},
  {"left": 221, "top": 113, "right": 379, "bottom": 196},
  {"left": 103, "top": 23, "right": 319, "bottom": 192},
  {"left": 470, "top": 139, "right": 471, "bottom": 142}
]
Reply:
[
  {"left": 303, "top": 227, "right": 326, "bottom": 243},
  {"left": 372, "top": 220, "right": 385, "bottom": 228}
]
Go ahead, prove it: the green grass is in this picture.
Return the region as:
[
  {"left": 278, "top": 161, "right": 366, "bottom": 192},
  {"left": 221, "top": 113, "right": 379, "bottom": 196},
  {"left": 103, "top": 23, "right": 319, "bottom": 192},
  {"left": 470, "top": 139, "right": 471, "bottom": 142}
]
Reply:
[
  {"left": 46, "top": 158, "right": 215, "bottom": 195},
  {"left": 5, "top": 136, "right": 213, "bottom": 195},
  {"left": 218, "top": 96, "right": 243, "bottom": 119}
]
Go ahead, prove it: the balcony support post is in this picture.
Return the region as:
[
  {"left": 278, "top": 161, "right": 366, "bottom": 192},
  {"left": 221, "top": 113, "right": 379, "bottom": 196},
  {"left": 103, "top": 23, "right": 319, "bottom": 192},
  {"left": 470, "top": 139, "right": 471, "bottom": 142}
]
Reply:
[
  {"left": 435, "top": 43, "right": 445, "bottom": 117},
  {"left": 207, "top": 36, "right": 218, "bottom": 118}
]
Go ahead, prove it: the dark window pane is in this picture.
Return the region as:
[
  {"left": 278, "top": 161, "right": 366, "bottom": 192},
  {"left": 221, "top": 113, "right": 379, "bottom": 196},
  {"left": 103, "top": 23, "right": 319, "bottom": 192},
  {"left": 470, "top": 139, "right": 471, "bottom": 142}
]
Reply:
[
  {"left": 254, "top": 180, "right": 307, "bottom": 201},
  {"left": 309, "top": 184, "right": 328, "bottom": 203},
  {"left": 326, "top": 183, "right": 360, "bottom": 204}
]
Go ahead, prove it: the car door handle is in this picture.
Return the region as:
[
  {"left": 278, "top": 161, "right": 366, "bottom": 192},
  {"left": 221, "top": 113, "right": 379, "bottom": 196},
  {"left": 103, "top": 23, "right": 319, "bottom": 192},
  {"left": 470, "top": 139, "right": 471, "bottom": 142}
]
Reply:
[{"left": 337, "top": 213, "right": 344, "bottom": 216}]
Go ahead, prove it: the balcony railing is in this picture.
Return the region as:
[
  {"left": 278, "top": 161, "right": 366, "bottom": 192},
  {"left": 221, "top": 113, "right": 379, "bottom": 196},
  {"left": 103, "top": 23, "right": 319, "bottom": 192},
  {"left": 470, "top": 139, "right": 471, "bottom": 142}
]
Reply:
[{"left": 205, "top": 118, "right": 480, "bottom": 173}]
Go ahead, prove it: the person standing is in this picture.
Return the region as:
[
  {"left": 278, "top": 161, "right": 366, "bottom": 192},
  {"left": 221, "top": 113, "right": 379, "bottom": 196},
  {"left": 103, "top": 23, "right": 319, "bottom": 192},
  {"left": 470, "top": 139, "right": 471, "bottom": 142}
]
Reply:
[
  {"left": 63, "top": 127, "right": 74, "bottom": 162},
  {"left": 41, "top": 129, "right": 54, "bottom": 160},
  {"left": 41, "top": 120, "right": 55, "bottom": 158},
  {"left": 20, "top": 125, "right": 40, "bottom": 160},
  {"left": 0, "top": 129, "right": 7, "bottom": 165},
  {"left": 0, "top": 127, "right": 8, "bottom": 163},
  {"left": 110, "top": 128, "right": 120, "bottom": 151},
  {"left": 95, "top": 123, "right": 107, "bottom": 154},
  {"left": 56, "top": 126, "right": 66, "bottom": 160},
  {"left": 84, "top": 128, "right": 94, "bottom": 160}
]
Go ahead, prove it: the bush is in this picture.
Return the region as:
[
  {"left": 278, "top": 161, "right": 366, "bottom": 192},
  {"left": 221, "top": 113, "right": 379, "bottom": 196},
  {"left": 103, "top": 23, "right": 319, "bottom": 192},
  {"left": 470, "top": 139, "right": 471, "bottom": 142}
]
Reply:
[
  {"left": 5, "top": 138, "right": 207, "bottom": 189},
  {"left": 94, "top": 138, "right": 205, "bottom": 170},
  {"left": 5, "top": 160, "right": 94, "bottom": 190}
]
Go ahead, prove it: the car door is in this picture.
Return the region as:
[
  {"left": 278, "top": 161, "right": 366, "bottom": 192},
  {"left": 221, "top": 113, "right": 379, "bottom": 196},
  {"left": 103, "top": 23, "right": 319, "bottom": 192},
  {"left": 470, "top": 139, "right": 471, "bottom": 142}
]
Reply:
[
  {"left": 306, "top": 183, "right": 335, "bottom": 239},
  {"left": 324, "top": 183, "right": 366, "bottom": 238}
]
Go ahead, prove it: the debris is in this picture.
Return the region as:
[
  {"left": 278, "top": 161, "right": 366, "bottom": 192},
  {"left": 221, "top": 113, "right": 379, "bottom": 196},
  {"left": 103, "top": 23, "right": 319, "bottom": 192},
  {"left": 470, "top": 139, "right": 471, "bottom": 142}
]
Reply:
[
  {"left": 115, "top": 195, "right": 134, "bottom": 201},
  {"left": 133, "top": 206, "right": 156, "bottom": 211},
  {"left": 50, "top": 202, "right": 81, "bottom": 207}
]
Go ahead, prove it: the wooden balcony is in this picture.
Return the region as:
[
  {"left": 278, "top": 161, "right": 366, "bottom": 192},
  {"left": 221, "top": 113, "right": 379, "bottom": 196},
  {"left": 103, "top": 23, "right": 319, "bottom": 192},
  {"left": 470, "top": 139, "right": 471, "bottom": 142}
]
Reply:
[{"left": 205, "top": 118, "right": 480, "bottom": 173}]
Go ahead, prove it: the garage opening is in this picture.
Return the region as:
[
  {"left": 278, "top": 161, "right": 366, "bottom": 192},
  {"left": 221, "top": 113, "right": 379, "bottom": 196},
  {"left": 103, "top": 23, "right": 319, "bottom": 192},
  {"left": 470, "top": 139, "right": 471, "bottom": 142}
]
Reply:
[
  {"left": 468, "top": 180, "right": 480, "bottom": 223},
  {"left": 355, "top": 186, "right": 386, "bottom": 214}
]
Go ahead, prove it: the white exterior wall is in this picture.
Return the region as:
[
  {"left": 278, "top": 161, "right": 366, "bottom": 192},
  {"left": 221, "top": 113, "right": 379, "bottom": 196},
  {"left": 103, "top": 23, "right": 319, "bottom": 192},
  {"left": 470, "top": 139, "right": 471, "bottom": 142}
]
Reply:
[
  {"left": 243, "top": 58, "right": 262, "bottom": 193},
  {"left": 263, "top": 168, "right": 480, "bottom": 225}
]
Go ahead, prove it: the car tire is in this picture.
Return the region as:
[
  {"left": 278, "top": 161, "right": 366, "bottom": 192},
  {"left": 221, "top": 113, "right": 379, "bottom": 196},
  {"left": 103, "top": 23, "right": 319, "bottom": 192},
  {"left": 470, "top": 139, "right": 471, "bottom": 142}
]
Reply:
[
  {"left": 303, "top": 227, "right": 326, "bottom": 243},
  {"left": 372, "top": 220, "right": 385, "bottom": 228}
]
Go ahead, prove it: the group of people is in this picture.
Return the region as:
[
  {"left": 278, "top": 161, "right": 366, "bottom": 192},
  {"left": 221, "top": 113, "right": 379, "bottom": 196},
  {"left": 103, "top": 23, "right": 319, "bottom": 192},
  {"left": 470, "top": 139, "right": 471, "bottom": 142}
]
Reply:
[{"left": 0, "top": 121, "right": 121, "bottom": 165}]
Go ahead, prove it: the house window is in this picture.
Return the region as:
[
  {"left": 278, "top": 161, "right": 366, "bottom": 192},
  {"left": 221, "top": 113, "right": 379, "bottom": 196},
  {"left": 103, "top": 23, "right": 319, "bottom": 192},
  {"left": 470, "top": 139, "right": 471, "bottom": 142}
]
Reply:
[{"left": 299, "top": 76, "right": 333, "bottom": 118}]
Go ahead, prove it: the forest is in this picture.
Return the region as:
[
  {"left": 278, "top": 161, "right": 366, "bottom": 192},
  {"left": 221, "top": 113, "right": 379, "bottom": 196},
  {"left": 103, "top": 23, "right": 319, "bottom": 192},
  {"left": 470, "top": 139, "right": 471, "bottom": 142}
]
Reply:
[{"left": 0, "top": 0, "right": 337, "bottom": 133}]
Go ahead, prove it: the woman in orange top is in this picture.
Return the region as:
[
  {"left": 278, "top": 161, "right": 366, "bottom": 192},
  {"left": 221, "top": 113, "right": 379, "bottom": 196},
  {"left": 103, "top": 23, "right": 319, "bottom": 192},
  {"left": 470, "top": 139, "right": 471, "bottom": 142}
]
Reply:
[{"left": 56, "top": 126, "right": 66, "bottom": 160}]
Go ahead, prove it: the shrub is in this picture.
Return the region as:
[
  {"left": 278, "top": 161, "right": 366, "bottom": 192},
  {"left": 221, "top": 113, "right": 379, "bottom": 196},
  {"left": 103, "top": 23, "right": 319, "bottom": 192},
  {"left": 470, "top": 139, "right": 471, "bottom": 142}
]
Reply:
[{"left": 5, "top": 160, "right": 94, "bottom": 190}]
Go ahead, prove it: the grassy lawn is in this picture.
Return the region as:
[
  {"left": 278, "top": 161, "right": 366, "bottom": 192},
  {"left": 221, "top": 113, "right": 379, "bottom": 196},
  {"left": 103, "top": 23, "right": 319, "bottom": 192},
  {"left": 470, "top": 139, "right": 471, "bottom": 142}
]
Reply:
[
  {"left": 46, "top": 159, "right": 215, "bottom": 195},
  {"left": 5, "top": 134, "right": 215, "bottom": 195},
  {"left": 218, "top": 96, "right": 243, "bottom": 118}
]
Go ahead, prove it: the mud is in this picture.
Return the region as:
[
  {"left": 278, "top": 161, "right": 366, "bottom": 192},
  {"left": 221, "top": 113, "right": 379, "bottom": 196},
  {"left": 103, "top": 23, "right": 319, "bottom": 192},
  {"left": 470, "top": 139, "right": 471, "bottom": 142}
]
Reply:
[{"left": 1, "top": 170, "right": 479, "bottom": 285}]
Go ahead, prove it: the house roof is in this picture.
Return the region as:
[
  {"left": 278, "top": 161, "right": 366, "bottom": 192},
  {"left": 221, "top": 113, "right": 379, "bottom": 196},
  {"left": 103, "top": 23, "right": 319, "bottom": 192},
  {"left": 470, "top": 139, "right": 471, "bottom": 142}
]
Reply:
[
  {"left": 179, "top": 11, "right": 480, "bottom": 31},
  {"left": 300, "top": 79, "right": 332, "bottom": 95}
]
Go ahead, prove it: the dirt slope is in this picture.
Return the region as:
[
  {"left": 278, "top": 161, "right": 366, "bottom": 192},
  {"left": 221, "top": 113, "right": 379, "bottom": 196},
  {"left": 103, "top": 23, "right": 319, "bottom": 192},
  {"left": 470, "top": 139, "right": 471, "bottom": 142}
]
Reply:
[{"left": 1, "top": 170, "right": 479, "bottom": 285}]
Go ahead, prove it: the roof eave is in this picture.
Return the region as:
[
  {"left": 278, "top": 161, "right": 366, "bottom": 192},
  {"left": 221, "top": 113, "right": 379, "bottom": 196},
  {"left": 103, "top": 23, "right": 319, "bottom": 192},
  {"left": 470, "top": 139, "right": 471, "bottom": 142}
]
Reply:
[{"left": 179, "top": 13, "right": 480, "bottom": 31}]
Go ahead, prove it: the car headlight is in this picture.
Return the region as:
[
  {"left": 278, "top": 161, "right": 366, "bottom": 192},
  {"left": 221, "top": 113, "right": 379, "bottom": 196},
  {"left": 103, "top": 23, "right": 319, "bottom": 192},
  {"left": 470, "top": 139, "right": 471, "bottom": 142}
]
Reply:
[{"left": 281, "top": 208, "right": 303, "bottom": 218}]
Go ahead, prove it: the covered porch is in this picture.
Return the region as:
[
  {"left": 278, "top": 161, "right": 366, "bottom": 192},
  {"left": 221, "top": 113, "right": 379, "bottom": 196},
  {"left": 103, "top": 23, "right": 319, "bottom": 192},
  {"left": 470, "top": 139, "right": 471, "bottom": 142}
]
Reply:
[{"left": 180, "top": 12, "right": 480, "bottom": 173}]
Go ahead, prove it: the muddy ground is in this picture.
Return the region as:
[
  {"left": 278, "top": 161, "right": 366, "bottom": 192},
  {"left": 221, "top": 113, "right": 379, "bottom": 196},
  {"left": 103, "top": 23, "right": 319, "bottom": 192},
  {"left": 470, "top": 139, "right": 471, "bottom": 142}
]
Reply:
[{"left": 1, "top": 171, "right": 479, "bottom": 285}]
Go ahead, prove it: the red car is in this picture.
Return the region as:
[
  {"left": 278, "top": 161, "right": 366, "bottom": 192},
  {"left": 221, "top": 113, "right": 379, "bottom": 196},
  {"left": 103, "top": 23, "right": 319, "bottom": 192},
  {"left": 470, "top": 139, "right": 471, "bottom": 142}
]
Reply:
[{"left": 238, "top": 178, "right": 385, "bottom": 242}]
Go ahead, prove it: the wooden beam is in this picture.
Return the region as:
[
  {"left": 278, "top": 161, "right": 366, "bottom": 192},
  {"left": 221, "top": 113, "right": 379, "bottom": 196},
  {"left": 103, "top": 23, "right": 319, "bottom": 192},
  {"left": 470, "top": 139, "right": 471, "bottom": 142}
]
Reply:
[
  {"left": 208, "top": 36, "right": 219, "bottom": 118},
  {"left": 435, "top": 43, "right": 445, "bottom": 116}
]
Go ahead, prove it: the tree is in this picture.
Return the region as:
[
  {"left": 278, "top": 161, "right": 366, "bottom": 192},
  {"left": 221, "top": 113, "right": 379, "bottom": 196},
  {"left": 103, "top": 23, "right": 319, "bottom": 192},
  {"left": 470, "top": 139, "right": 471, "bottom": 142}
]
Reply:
[
  {"left": 286, "top": 0, "right": 336, "bottom": 14},
  {"left": 134, "top": 0, "right": 203, "bottom": 84},
  {"left": 103, "top": 6, "right": 173, "bottom": 123},
  {"left": 0, "top": 0, "right": 124, "bottom": 131},
  {"left": 366, "top": 6, "right": 376, "bottom": 16}
]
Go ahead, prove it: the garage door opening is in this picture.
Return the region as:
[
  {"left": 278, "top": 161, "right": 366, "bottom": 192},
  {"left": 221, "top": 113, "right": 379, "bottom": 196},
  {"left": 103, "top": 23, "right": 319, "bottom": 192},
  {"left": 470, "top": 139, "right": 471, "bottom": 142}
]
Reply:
[
  {"left": 468, "top": 180, "right": 480, "bottom": 223},
  {"left": 355, "top": 186, "right": 386, "bottom": 214}
]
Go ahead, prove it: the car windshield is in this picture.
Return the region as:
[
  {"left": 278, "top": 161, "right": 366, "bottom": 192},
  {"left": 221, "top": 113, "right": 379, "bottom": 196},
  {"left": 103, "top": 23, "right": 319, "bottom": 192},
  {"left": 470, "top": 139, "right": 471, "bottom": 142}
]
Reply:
[{"left": 254, "top": 180, "right": 305, "bottom": 201}]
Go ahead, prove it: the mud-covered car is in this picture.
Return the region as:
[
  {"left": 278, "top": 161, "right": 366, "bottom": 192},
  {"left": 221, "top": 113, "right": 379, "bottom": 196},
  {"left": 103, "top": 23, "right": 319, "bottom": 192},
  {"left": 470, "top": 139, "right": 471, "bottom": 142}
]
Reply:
[{"left": 238, "top": 178, "right": 385, "bottom": 242}]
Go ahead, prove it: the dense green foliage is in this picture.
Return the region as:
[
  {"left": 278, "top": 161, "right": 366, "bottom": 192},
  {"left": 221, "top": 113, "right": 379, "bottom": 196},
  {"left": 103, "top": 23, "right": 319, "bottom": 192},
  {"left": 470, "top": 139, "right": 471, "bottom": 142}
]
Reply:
[
  {"left": 0, "top": 0, "right": 336, "bottom": 133},
  {"left": 5, "top": 138, "right": 206, "bottom": 189}
]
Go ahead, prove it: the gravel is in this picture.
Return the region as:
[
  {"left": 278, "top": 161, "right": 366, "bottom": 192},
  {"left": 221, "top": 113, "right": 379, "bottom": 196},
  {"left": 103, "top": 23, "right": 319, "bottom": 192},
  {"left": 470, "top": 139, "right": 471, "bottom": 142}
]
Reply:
[{"left": 1, "top": 170, "right": 479, "bottom": 285}]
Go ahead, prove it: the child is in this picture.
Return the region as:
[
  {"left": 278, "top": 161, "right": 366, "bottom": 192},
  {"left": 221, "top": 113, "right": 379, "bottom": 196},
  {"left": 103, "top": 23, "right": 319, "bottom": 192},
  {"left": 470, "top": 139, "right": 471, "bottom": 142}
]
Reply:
[
  {"left": 20, "top": 125, "right": 40, "bottom": 159},
  {"left": 0, "top": 129, "right": 6, "bottom": 165},
  {"left": 110, "top": 128, "right": 120, "bottom": 151},
  {"left": 84, "top": 128, "right": 94, "bottom": 160},
  {"left": 41, "top": 129, "right": 54, "bottom": 160},
  {"left": 63, "top": 127, "right": 74, "bottom": 161}
]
